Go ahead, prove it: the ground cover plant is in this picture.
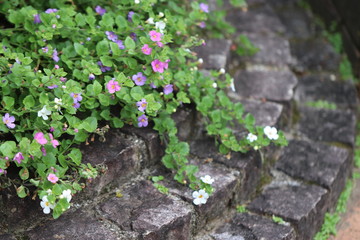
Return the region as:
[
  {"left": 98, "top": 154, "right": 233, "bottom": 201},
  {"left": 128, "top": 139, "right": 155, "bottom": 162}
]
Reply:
[{"left": 0, "top": 0, "right": 286, "bottom": 219}]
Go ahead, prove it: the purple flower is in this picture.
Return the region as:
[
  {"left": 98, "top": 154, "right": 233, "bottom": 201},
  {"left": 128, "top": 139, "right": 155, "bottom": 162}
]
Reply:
[
  {"left": 136, "top": 99, "right": 147, "bottom": 112},
  {"left": 115, "top": 40, "right": 125, "bottom": 49},
  {"left": 163, "top": 84, "right": 173, "bottom": 95},
  {"left": 13, "top": 152, "right": 24, "bottom": 164},
  {"left": 138, "top": 114, "right": 148, "bottom": 127},
  {"left": 105, "top": 31, "right": 118, "bottom": 41},
  {"left": 95, "top": 6, "right": 106, "bottom": 16},
  {"left": 70, "top": 92, "right": 82, "bottom": 103},
  {"left": 130, "top": 32, "right": 137, "bottom": 41},
  {"left": 3, "top": 113, "right": 15, "bottom": 129},
  {"left": 199, "top": 3, "right": 209, "bottom": 13},
  {"left": 89, "top": 73, "right": 95, "bottom": 80},
  {"left": 132, "top": 72, "right": 147, "bottom": 86},
  {"left": 52, "top": 48, "right": 59, "bottom": 62},
  {"left": 128, "top": 11, "right": 135, "bottom": 21},
  {"left": 98, "top": 61, "right": 111, "bottom": 72},
  {"left": 86, "top": 37, "right": 91, "bottom": 41},
  {"left": 73, "top": 102, "right": 81, "bottom": 109},
  {"left": 0, "top": 169, "right": 7, "bottom": 175},
  {"left": 42, "top": 46, "right": 48, "bottom": 53},
  {"left": 47, "top": 84, "right": 58, "bottom": 89},
  {"left": 150, "top": 82, "right": 157, "bottom": 89},
  {"left": 199, "top": 21, "right": 206, "bottom": 28},
  {"left": 45, "top": 8, "right": 58, "bottom": 14},
  {"left": 33, "top": 14, "right": 41, "bottom": 24}
]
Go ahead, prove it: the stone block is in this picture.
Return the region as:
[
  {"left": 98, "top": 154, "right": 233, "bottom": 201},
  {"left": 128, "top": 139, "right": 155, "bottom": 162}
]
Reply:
[
  {"left": 26, "top": 209, "right": 120, "bottom": 240},
  {"left": 194, "top": 39, "right": 232, "bottom": 70},
  {"left": 190, "top": 137, "right": 261, "bottom": 202},
  {"left": 226, "top": 5, "right": 286, "bottom": 35},
  {"left": 0, "top": 234, "right": 16, "bottom": 240},
  {"left": 81, "top": 129, "right": 148, "bottom": 194},
  {"left": 120, "top": 125, "right": 164, "bottom": 163},
  {"left": 231, "top": 32, "right": 293, "bottom": 66},
  {"left": 248, "top": 184, "right": 329, "bottom": 240},
  {"left": 210, "top": 212, "right": 296, "bottom": 240},
  {"left": 165, "top": 158, "right": 240, "bottom": 230},
  {"left": 294, "top": 74, "right": 358, "bottom": 109},
  {"left": 297, "top": 106, "right": 356, "bottom": 146},
  {"left": 290, "top": 38, "right": 341, "bottom": 72},
  {"left": 276, "top": 140, "right": 352, "bottom": 207},
  {"left": 233, "top": 68, "right": 298, "bottom": 102},
  {"left": 98, "top": 180, "right": 193, "bottom": 240},
  {"left": 276, "top": 8, "right": 316, "bottom": 39},
  {"left": 172, "top": 106, "right": 198, "bottom": 141}
]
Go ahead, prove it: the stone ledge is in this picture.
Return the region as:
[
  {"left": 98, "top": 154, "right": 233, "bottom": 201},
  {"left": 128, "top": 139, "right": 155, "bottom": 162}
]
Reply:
[
  {"left": 194, "top": 39, "right": 232, "bottom": 70},
  {"left": 294, "top": 74, "right": 358, "bottom": 109},
  {"left": 297, "top": 106, "right": 356, "bottom": 147},
  {"left": 98, "top": 180, "right": 193, "bottom": 240},
  {"left": 276, "top": 140, "right": 352, "bottom": 207},
  {"left": 0, "top": 234, "right": 16, "bottom": 240},
  {"left": 233, "top": 68, "right": 298, "bottom": 102},
  {"left": 248, "top": 184, "right": 329, "bottom": 240}
]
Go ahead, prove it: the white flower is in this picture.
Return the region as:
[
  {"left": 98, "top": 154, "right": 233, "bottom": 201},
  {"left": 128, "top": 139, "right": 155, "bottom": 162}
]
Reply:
[
  {"left": 219, "top": 68, "right": 226, "bottom": 74},
  {"left": 146, "top": 17, "right": 155, "bottom": 24},
  {"left": 198, "top": 58, "right": 203, "bottom": 64},
  {"left": 247, "top": 133, "right": 257, "bottom": 142},
  {"left": 38, "top": 105, "right": 51, "bottom": 120},
  {"left": 60, "top": 189, "right": 72, "bottom": 202},
  {"left": 40, "top": 196, "right": 55, "bottom": 214},
  {"left": 158, "top": 12, "right": 164, "bottom": 18},
  {"left": 46, "top": 189, "right": 52, "bottom": 195},
  {"left": 134, "top": 0, "right": 140, "bottom": 4},
  {"left": 230, "top": 78, "right": 236, "bottom": 92},
  {"left": 200, "top": 175, "right": 214, "bottom": 184},
  {"left": 54, "top": 98, "right": 62, "bottom": 105},
  {"left": 212, "top": 82, "right": 218, "bottom": 88},
  {"left": 155, "top": 21, "right": 166, "bottom": 33},
  {"left": 264, "top": 126, "right": 279, "bottom": 140},
  {"left": 192, "top": 189, "right": 209, "bottom": 205}
]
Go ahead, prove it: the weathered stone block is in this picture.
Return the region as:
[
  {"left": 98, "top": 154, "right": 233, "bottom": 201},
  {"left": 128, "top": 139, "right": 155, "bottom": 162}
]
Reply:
[
  {"left": 81, "top": 129, "right": 148, "bottom": 194},
  {"left": 98, "top": 180, "right": 193, "bottom": 240},
  {"left": 190, "top": 137, "right": 261, "bottom": 203},
  {"left": 165, "top": 158, "right": 240, "bottom": 231},
  {"left": 233, "top": 68, "right": 298, "bottom": 102},
  {"left": 26, "top": 209, "right": 120, "bottom": 240},
  {"left": 172, "top": 106, "right": 199, "bottom": 141},
  {"left": 194, "top": 39, "right": 232, "bottom": 70},
  {"left": 0, "top": 234, "right": 16, "bottom": 240},
  {"left": 226, "top": 5, "right": 286, "bottom": 34},
  {"left": 248, "top": 184, "right": 329, "bottom": 240},
  {"left": 298, "top": 106, "right": 356, "bottom": 146},
  {"left": 231, "top": 32, "right": 293, "bottom": 66},
  {"left": 294, "top": 74, "right": 358, "bottom": 109},
  {"left": 290, "top": 38, "right": 341, "bottom": 72},
  {"left": 276, "top": 140, "right": 352, "bottom": 207},
  {"left": 120, "top": 125, "right": 164, "bottom": 163},
  {"left": 276, "top": 7, "right": 316, "bottom": 39},
  {"left": 210, "top": 212, "right": 296, "bottom": 240}
]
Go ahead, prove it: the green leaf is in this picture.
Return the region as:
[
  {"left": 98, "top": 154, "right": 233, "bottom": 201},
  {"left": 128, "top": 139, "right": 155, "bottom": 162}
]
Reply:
[
  {"left": 130, "top": 86, "right": 144, "bottom": 101},
  {"left": 75, "top": 13, "right": 86, "bottom": 26},
  {"left": 81, "top": 116, "right": 97, "bottom": 132},
  {"left": 43, "top": 153, "right": 56, "bottom": 167},
  {"left": 0, "top": 141, "right": 16, "bottom": 157},
  {"left": 74, "top": 43, "right": 89, "bottom": 56},
  {"left": 2, "top": 96, "right": 14, "bottom": 110},
  {"left": 19, "top": 168, "right": 29, "bottom": 180},
  {"left": 110, "top": 42, "right": 122, "bottom": 56},
  {"left": 96, "top": 40, "right": 109, "bottom": 56},
  {"left": 68, "top": 148, "right": 82, "bottom": 166},
  {"left": 98, "top": 93, "right": 110, "bottom": 106},
  {"left": 124, "top": 36, "right": 136, "bottom": 50},
  {"left": 100, "top": 13, "right": 114, "bottom": 28},
  {"left": 112, "top": 118, "right": 124, "bottom": 128},
  {"left": 23, "top": 95, "right": 35, "bottom": 108},
  {"left": 115, "top": 15, "right": 128, "bottom": 30},
  {"left": 93, "top": 80, "right": 102, "bottom": 95},
  {"left": 16, "top": 185, "right": 27, "bottom": 198}
]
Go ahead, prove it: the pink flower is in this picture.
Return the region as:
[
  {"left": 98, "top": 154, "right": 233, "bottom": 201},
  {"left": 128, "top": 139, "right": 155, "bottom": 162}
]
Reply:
[
  {"left": 151, "top": 59, "right": 169, "bottom": 73},
  {"left": 34, "top": 132, "right": 48, "bottom": 145},
  {"left": 13, "top": 152, "right": 24, "bottom": 164},
  {"left": 49, "top": 133, "right": 60, "bottom": 148},
  {"left": 106, "top": 79, "right": 121, "bottom": 93},
  {"left": 141, "top": 44, "right": 152, "bottom": 55},
  {"left": 149, "top": 30, "right": 162, "bottom": 42},
  {"left": 157, "top": 42, "right": 164, "bottom": 48},
  {"left": 47, "top": 173, "right": 58, "bottom": 184},
  {"left": 41, "top": 147, "right": 47, "bottom": 156}
]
